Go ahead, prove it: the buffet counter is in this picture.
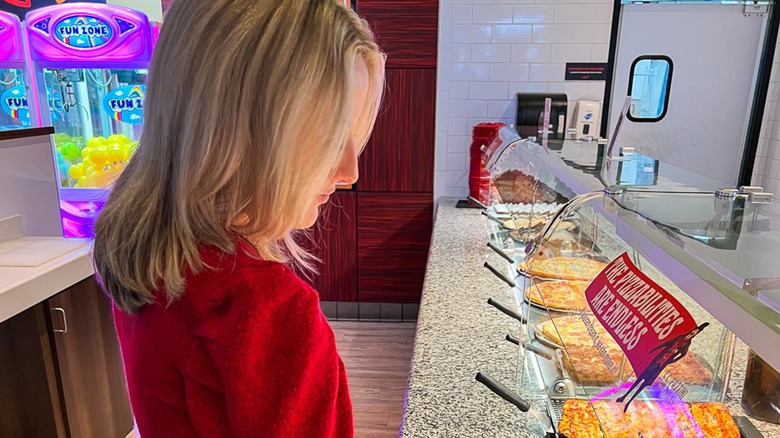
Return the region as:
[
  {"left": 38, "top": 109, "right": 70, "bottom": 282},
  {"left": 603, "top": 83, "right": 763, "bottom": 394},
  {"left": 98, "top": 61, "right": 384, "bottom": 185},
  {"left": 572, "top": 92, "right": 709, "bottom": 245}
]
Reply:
[{"left": 399, "top": 197, "right": 780, "bottom": 437}]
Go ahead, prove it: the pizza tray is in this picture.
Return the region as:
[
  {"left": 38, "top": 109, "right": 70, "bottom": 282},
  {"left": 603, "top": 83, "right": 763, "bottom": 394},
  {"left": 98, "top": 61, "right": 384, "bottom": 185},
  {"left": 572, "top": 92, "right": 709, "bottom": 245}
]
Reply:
[
  {"left": 530, "top": 319, "right": 636, "bottom": 389},
  {"left": 546, "top": 396, "right": 570, "bottom": 434},
  {"left": 531, "top": 319, "right": 718, "bottom": 394},
  {"left": 549, "top": 397, "right": 755, "bottom": 438}
]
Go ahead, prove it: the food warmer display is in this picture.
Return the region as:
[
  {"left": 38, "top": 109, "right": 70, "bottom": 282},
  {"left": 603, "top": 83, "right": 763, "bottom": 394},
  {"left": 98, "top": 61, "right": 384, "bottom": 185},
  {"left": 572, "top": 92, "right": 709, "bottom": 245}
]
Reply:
[{"left": 473, "top": 129, "right": 780, "bottom": 437}]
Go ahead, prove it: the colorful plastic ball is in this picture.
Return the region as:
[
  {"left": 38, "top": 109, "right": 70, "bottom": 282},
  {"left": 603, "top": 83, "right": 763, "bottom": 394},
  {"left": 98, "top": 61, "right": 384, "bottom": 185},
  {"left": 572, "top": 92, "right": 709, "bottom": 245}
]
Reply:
[
  {"left": 68, "top": 163, "right": 84, "bottom": 180},
  {"left": 80, "top": 147, "right": 92, "bottom": 160},
  {"left": 107, "top": 134, "right": 131, "bottom": 145},
  {"left": 60, "top": 142, "right": 80, "bottom": 162},
  {"left": 86, "top": 137, "right": 104, "bottom": 149},
  {"left": 106, "top": 143, "right": 127, "bottom": 163},
  {"left": 90, "top": 146, "right": 108, "bottom": 166},
  {"left": 78, "top": 175, "right": 89, "bottom": 188}
]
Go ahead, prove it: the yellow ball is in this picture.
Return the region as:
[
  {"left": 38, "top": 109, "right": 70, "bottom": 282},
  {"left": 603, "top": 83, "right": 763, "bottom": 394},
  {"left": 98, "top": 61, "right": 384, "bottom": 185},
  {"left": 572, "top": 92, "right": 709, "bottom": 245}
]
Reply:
[
  {"left": 107, "top": 134, "right": 131, "bottom": 145},
  {"left": 86, "top": 137, "right": 103, "bottom": 149},
  {"left": 77, "top": 175, "right": 89, "bottom": 188},
  {"left": 106, "top": 143, "right": 127, "bottom": 163},
  {"left": 91, "top": 146, "right": 108, "bottom": 166},
  {"left": 80, "top": 147, "right": 92, "bottom": 160},
  {"left": 68, "top": 163, "right": 84, "bottom": 180}
]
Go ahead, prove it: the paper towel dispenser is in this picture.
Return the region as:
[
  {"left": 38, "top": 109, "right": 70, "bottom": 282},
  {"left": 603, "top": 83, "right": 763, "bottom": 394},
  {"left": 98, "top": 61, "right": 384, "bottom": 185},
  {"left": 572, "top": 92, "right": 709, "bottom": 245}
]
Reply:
[{"left": 515, "top": 93, "right": 568, "bottom": 146}]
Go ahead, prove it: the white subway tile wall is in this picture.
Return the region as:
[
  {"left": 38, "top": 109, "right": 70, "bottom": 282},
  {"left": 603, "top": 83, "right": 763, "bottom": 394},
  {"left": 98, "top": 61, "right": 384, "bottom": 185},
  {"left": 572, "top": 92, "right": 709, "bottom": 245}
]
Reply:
[
  {"left": 753, "top": 39, "right": 780, "bottom": 194},
  {"left": 435, "top": 0, "right": 613, "bottom": 200}
]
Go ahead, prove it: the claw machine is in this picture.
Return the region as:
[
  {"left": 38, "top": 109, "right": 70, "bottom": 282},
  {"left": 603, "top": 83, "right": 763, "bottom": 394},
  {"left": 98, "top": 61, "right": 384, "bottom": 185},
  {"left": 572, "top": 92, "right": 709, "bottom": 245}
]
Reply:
[
  {"left": 0, "top": 11, "right": 33, "bottom": 130},
  {"left": 25, "top": 3, "right": 154, "bottom": 237}
]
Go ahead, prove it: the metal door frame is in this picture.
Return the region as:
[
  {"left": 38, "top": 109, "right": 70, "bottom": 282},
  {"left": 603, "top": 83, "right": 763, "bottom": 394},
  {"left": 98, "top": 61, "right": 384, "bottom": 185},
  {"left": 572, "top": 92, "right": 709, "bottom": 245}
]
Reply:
[{"left": 600, "top": 1, "right": 780, "bottom": 186}]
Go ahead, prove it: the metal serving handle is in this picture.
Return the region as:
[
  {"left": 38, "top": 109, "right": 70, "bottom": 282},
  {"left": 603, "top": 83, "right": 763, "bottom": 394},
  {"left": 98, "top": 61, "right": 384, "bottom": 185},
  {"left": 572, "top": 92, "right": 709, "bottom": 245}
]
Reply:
[
  {"left": 487, "top": 298, "right": 525, "bottom": 324},
  {"left": 475, "top": 372, "right": 530, "bottom": 412},
  {"left": 483, "top": 262, "right": 516, "bottom": 288},
  {"left": 475, "top": 372, "right": 556, "bottom": 437},
  {"left": 51, "top": 307, "right": 68, "bottom": 334},
  {"left": 487, "top": 242, "right": 514, "bottom": 264}
]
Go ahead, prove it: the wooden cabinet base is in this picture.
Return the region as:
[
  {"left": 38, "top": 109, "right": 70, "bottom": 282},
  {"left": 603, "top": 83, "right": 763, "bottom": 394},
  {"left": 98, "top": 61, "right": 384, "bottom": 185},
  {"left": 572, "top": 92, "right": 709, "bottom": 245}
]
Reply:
[
  {"left": 0, "top": 305, "right": 63, "bottom": 438},
  {"left": 0, "top": 277, "right": 133, "bottom": 438}
]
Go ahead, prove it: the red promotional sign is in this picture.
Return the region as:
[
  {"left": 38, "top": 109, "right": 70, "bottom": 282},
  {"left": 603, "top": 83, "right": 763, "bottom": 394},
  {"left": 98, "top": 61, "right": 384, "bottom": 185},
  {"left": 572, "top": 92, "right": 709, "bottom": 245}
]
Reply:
[{"left": 586, "top": 252, "right": 708, "bottom": 408}]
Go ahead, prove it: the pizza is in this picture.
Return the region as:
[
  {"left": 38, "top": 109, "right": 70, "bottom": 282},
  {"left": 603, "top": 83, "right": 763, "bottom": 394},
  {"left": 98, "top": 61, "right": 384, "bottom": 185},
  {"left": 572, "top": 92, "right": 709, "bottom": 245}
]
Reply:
[
  {"left": 520, "top": 256, "right": 607, "bottom": 281},
  {"left": 503, "top": 216, "right": 547, "bottom": 231},
  {"left": 525, "top": 280, "right": 591, "bottom": 311},
  {"left": 687, "top": 402, "right": 740, "bottom": 438},
  {"left": 558, "top": 399, "right": 739, "bottom": 438},
  {"left": 537, "top": 316, "right": 713, "bottom": 386},
  {"left": 493, "top": 169, "right": 569, "bottom": 204},
  {"left": 536, "top": 315, "right": 627, "bottom": 385},
  {"left": 537, "top": 315, "right": 612, "bottom": 350},
  {"left": 559, "top": 399, "right": 672, "bottom": 438},
  {"left": 560, "top": 343, "right": 627, "bottom": 385},
  {"left": 556, "top": 399, "right": 603, "bottom": 438},
  {"left": 660, "top": 353, "right": 713, "bottom": 387}
]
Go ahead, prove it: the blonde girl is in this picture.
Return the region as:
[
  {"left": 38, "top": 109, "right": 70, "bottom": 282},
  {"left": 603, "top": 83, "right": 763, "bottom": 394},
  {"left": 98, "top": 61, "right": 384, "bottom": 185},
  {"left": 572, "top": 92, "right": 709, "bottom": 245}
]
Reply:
[{"left": 93, "top": 0, "right": 384, "bottom": 436}]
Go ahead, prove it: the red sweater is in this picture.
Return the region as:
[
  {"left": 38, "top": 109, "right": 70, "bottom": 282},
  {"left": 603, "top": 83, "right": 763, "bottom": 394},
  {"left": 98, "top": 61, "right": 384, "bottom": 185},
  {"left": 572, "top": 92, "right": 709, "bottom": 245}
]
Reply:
[{"left": 113, "top": 244, "right": 353, "bottom": 437}]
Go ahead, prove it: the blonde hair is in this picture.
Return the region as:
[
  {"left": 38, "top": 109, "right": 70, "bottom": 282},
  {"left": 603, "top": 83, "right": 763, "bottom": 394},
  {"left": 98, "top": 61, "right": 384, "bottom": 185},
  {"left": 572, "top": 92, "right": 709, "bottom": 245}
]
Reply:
[{"left": 93, "top": 0, "right": 385, "bottom": 313}]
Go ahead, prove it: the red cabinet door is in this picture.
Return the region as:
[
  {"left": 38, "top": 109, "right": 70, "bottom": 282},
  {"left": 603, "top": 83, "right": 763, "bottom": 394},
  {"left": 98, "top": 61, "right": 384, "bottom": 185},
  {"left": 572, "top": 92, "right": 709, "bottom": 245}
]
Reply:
[
  {"left": 356, "top": 0, "right": 439, "bottom": 69},
  {"left": 357, "top": 192, "right": 432, "bottom": 303},
  {"left": 358, "top": 69, "right": 436, "bottom": 193},
  {"left": 297, "top": 191, "right": 358, "bottom": 302}
]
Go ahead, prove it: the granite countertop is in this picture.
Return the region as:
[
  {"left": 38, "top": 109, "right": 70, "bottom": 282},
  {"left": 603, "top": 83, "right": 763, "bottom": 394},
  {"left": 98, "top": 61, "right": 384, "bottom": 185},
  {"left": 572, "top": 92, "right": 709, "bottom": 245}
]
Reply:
[{"left": 400, "top": 197, "right": 780, "bottom": 437}]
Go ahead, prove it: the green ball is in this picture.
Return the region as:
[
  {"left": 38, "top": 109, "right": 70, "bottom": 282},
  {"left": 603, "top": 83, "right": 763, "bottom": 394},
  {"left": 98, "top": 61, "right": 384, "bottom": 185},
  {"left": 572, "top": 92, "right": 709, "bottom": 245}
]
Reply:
[{"left": 60, "top": 142, "right": 80, "bottom": 162}]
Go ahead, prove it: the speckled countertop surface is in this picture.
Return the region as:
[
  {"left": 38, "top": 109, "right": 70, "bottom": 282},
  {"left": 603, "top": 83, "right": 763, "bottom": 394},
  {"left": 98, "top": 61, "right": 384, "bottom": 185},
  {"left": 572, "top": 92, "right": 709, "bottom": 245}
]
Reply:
[{"left": 399, "top": 197, "right": 780, "bottom": 437}]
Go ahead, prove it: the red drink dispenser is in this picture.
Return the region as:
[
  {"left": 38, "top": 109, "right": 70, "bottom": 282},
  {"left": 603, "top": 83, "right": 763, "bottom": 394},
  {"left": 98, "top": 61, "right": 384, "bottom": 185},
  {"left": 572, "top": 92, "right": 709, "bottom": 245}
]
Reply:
[{"left": 469, "top": 122, "right": 505, "bottom": 205}]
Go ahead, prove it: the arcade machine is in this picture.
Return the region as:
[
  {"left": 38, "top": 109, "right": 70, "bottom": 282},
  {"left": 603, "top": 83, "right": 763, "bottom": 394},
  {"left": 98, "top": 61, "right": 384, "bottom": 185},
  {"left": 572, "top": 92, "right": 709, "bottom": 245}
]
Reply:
[
  {"left": 25, "top": 3, "right": 154, "bottom": 237},
  {"left": 0, "top": 11, "right": 33, "bottom": 130}
]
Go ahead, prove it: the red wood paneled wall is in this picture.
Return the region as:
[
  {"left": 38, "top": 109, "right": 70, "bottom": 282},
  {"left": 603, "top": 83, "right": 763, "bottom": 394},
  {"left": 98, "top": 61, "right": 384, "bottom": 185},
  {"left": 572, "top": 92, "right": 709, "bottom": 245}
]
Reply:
[
  {"left": 357, "top": 193, "right": 433, "bottom": 303},
  {"left": 310, "top": 192, "right": 358, "bottom": 302},
  {"left": 308, "top": 0, "right": 438, "bottom": 304},
  {"left": 358, "top": 69, "right": 436, "bottom": 193},
  {"left": 356, "top": 0, "right": 439, "bottom": 69}
]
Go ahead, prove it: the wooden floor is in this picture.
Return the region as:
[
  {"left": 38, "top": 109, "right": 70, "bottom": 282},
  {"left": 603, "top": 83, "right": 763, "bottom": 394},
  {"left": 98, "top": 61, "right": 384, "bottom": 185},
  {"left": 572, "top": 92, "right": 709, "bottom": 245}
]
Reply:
[
  {"left": 125, "top": 321, "right": 417, "bottom": 438},
  {"left": 331, "top": 321, "right": 417, "bottom": 438}
]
